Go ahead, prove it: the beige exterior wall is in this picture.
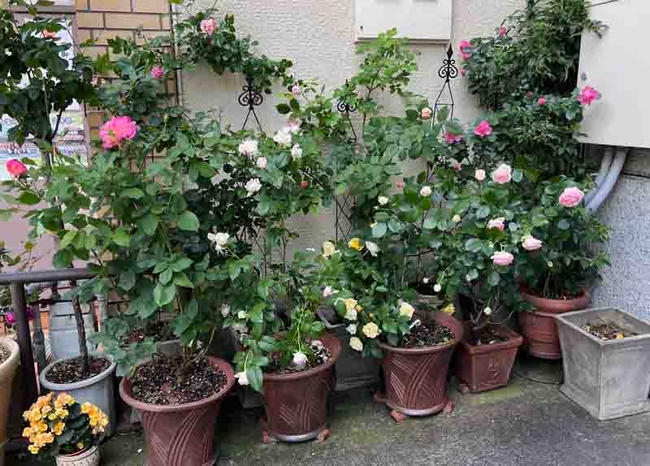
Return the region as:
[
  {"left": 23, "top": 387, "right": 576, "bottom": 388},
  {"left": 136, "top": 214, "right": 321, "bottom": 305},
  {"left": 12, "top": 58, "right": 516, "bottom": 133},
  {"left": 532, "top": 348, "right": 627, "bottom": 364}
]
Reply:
[{"left": 181, "top": 0, "right": 525, "bottom": 252}]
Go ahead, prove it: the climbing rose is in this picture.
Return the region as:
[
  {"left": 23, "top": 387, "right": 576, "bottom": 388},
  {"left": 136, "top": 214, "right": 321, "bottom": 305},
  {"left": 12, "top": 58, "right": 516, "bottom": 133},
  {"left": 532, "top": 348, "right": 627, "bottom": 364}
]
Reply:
[
  {"left": 459, "top": 40, "right": 472, "bottom": 60},
  {"left": 207, "top": 232, "right": 229, "bottom": 254},
  {"left": 399, "top": 302, "right": 415, "bottom": 319},
  {"left": 256, "top": 157, "right": 267, "bottom": 169},
  {"left": 348, "top": 237, "right": 364, "bottom": 251},
  {"left": 444, "top": 132, "right": 462, "bottom": 144},
  {"left": 238, "top": 139, "right": 258, "bottom": 157},
  {"left": 396, "top": 181, "right": 404, "bottom": 189},
  {"left": 362, "top": 323, "right": 380, "bottom": 339},
  {"left": 474, "top": 120, "right": 493, "bottom": 138},
  {"left": 200, "top": 18, "right": 218, "bottom": 35},
  {"left": 492, "top": 251, "right": 514, "bottom": 266},
  {"left": 498, "top": 26, "right": 507, "bottom": 37},
  {"left": 365, "top": 241, "right": 380, "bottom": 257},
  {"left": 452, "top": 215, "right": 461, "bottom": 223},
  {"left": 291, "top": 84, "right": 301, "bottom": 96},
  {"left": 323, "top": 286, "right": 337, "bottom": 297},
  {"left": 460, "top": 68, "right": 467, "bottom": 76},
  {"left": 349, "top": 337, "right": 363, "bottom": 352},
  {"left": 522, "top": 235, "right": 543, "bottom": 251},
  {"left": 285, "top": 119, "right": 301, "bottom": 134},
  {"left": 378, "top": 196, "right": 389, "bottom": 205},
  {"left": 578, "top": 86, "right": 600, "bottom": 106},
  {"left": 322, "top": 241, "right": 337, "bottom": 258},
  {"left": 99, "top": 116, "right": 138, "bottom": 149},
  {"left": 245, "top": 178, "right": 261, "bottom": 197},
  {"left": 491, "top": 164, "right": 512, "bottom": 184},
  {"left": 487, "top": 217, "right": 506, "bottom": 231},
  {"left": 559, "top": 187, "right": 585, "bottom": 207},
  {"left": 6, "top": 159, "right": 27, "bottom": 178},
  {"left": 538, "top": 96, "right": 547, "bottom": 106},
  {"left": 420, "top": 186, "right": 432, "bottom": 197},
  {"left": 420, "top": 107, "right": 433, "bottom": 119},
  {"left": 291, "top": 144, "right": 303, "bottom": 159},
  {"left": 474, "top": 169, "right": 486, "bottom": 181},
  {"left": 150, "top": 66, "right": 165, "bottom": 80},
  {"left": 273, "top": 128, "right": 292, "bottom": 146}
]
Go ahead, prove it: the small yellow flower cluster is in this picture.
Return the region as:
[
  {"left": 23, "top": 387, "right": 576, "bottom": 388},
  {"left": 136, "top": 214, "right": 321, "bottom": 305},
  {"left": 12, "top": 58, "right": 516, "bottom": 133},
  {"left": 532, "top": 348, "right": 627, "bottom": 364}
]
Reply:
[
  {"left": 441, "top": 303, "right": 456, "bottom": 315},
  {"left": 81, "top": 402, "right": 109, "bottom": 435},
  {"left": 22, "top": 393, "right": 66, "bottom": 455}
]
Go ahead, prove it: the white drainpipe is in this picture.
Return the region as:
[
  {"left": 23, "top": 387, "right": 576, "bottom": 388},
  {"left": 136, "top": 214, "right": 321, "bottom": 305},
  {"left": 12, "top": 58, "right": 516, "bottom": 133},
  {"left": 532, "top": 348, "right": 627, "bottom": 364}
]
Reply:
[{"left": 586, "top": 146, "right": 629, "bottom": 213}]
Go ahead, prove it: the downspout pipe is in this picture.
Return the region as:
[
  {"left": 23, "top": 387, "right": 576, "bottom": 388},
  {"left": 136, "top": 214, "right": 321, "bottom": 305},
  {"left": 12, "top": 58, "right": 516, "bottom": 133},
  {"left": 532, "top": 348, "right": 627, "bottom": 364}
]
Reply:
[
  {"left": 586, "top": 147, "right": 629, "bottom": 213},
  {"left": 584, "top": 146, "right": 613, "bottom": 205}
]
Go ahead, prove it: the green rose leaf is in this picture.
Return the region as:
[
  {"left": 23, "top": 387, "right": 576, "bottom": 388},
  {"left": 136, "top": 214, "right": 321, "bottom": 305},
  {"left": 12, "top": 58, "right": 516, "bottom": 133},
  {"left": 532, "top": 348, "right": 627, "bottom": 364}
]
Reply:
[
  {"left": 488, "top": 270, "right": 501, "bottom": 286},
  {"left": 372, "top": 222, "right": 388, "bottom": 238},
  {"left": 153, "top": 283, "right": 176, "bottom": 307},
  {"left": 177, "top": 211, "right": 200, "bottom": 231},
  {"left": 59, "top": 230, "right": 77, "bottom": 249},
  {"left": 247, "top": 366, "right": 264, "bottom": 393}
]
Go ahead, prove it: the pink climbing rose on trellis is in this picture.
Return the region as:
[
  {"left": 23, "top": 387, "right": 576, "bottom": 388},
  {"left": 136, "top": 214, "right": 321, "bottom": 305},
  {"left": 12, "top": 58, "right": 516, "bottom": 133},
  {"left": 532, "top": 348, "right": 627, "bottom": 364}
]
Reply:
[
  {"left": 491, "top": 251, "right": 514, "bottom": 266},
  {"left": 200, "top": 18, "right": 218, "bottom": 35},
  {"left": 559, "top": 187, "right": 585, "bottom": 208},
  {"left": 577, "top": 86, "right": 600, "bottom": 106},
  {"left": 473, "top": 120, "right": 493, "bottom": 138},
  {"left": 150, "top": 66, "right": 165, "bottom": 80},
  {"left": 458, "top": 40, "right": 472, "bottom": 60},
  {"left": 444, "top": 131, "right": 462, "bottom": 144},
  {"left": 99, "top": 116, "right": 138, "bottom": 150}
]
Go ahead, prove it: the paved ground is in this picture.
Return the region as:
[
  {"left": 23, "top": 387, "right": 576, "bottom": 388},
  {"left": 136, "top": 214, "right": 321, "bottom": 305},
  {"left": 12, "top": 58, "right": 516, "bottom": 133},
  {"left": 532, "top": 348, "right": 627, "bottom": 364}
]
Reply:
[{"left": 10, "top": 358, "right": 650, "bottom": 466}]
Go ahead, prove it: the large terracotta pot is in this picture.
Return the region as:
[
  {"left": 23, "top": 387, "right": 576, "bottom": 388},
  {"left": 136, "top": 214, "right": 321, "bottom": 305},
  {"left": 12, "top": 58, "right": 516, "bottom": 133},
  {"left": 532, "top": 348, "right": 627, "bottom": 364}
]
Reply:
[
  {"left": 262, "top": 334, "right": 341, "bottom": 443},
  {"left": 520, "top": 290, "right": 590, "bottom": 359},
  {"left": 376, "top": 313, "right": 463, "bottom": 417},
  {"left": 0, "top": 337, "right": 19, "bottom": 466},
  {"left": 120, "top": 357, "right": 234, "bottom": 466},
  {"left": 454, "top": 324, "right": 523, "bottom": 393}
]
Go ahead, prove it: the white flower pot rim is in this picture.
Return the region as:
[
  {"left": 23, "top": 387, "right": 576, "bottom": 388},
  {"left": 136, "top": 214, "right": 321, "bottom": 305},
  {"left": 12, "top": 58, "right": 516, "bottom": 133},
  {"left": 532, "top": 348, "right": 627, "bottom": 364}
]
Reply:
[
  {"left": 0, "top": 337, "right": 19, "bottom": 371},
  {"left": 40, "top": 353, "right": 116, "bottom": 391}
]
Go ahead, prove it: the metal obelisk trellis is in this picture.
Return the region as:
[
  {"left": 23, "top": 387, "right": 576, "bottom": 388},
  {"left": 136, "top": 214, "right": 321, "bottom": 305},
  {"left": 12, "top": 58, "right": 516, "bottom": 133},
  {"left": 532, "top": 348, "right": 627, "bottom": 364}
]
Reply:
[
  {"left": 238, "top": 75, "right": 264, "bottom": 132},
  {"left": 433, "top": 44, "right": 458, "bottom": 120}
]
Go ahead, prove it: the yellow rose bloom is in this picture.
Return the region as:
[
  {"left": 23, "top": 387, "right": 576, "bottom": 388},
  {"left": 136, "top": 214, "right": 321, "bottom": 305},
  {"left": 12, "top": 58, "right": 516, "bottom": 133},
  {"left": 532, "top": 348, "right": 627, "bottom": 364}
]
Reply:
[
  {"left": 322, "top": 241, "right": 337, "bottom": 258},
  {"left": 348, "top": 237, "right": 364, "bottom": 251},
  {"left": 343, "top": 298, "right": 358, "bottom": 313},
  {"left": 362, "top": 322, "right": 380, "bottom": 339}
]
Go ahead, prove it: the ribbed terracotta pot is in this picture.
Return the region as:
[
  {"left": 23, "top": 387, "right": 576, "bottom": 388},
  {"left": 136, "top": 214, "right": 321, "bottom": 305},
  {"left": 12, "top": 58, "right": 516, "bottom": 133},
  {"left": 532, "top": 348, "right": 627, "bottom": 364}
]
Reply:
[
  {"left": 520, "top": 290, "right": 590, "bottom": 359},
  {"left": 262, "top": 334, "right": 340, "bottom": 442},
  {"left": 0, "top": 338, "right": 19, "bottom": 466},
  {"left": 119, "top": 357, "right": 234, "bottom": 466},
  {"left": 376, "top": 313, "right": 463, "bottom": 416},
  {"left": 454, "top": 324, "right": 523, "bottom": 393}
]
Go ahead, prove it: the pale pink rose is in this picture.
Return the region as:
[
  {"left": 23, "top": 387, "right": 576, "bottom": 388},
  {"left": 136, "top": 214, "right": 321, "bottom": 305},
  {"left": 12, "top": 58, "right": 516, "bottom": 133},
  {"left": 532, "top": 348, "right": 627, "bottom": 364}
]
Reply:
[
  {"left": 396, "top": 181, "right": 404, "bottom": 189},
  {"left": 285, "top": 119, "right": 301, "bottom": 135},
  {"left": 487, "top": 217, "right": 506, "bottom": 231},
  {"left": 256, "top": 157, "right": 267, "bottom": 169},
  {"left": 474, "top": 169, "right": 486, "bottom": 181},
  {"left": 559, "top": 187, "right": 585, "bottom": 208},
  {"left": 459, "top": 40, "right": 472, "bottom": 60},
  {"left": 291, "top": 84, "right": 301, "bottom": 96},
  {"left": 498, "top": 26, "right": 507, "bottom": 37},
  {"left": 491, "top": 164, "right": 512, "bottom": 184},
  {"left": 99, "top": 115, "right": 138, "bottom": 150},
  {"left": 150, "top": 65, "right": 165, "bottom": 80},
  {"left": 454, "top": 162, "right": 462, "bottom": 171},
  {"left": 420, "top": 107, "right": 433, "bottom": 120},
  {"left": 474, "top": 120, "right": 493, "bottom": 138},
  {"left": 492, "top": 251, "right": 514, "bottom": 266},
  {"left": 200, "top": 18, "right": 218, "bottom": 35},
  {"left": 522, "top": 235, "right": 543, "bottom": 251},
  {"left": 538, "top": 96, "right": 546, "bottom": 106},
  {"left": 444, "top": 132, "right": 462, "bottom": 144},
  {"left": 577, "top": 86, "right": 600, "bottom": 106},
  {"left": 460, "top": 68, "right": 467, "bottom": 76}
]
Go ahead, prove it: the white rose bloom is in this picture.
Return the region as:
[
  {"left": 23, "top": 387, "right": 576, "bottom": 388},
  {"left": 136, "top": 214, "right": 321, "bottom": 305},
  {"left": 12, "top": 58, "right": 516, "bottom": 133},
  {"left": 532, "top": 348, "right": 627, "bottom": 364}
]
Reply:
[
  {"left": 273, "top": 128, "right": 292, "bottom": 146},
  {"left": 238, "top": 139, "right": 258, "bottom": 157},
  {"left": 452, "top": 215, "right": 461, "bottom": 223},
  {"left": 378, "top": 196, "right": 389, "bottom": 206},
  {"left": 474, "top": 169, "right": 486, "bottom": 181},
  {"left": 256, "top": 157, "right": 267, "bottom": 169},
  {"left": 286, "top": 120, "right": 301, "bottom": 134},
  {"left": 423, "top": 277, "right": 430, "bottom": 284},
  {"left": 434, "top": 284, "right": 442, "bottom": 293},
  {"left": 292, "top": 351, "right": 308, "bottom": 369},
  {"left": 349, "top": 336, "right": 364, "bottom": 352},
  {"left": 399, "top": 302, "right": 415, "bottom": 319},
  {"left": 366, "top": 241, "right": 380, "bottom": 257},
  {"left": 291, "top": 143, "right": 303, "bottom": 159},
  {"left": 220, "top": 304, "right": 230, "bottom": 318},
  {"left": 245, "top": 178, "right": 262, "bottom": 197},
  {"left": 420, "top": 186, "right": 432, "bottom": 197},
  {"left": 323, "top": 286, "right": 337, "bottom": 297},
  {"left": 235, "top": 371, "right": 249, "bottom": 386},
  {"left": 345, "top": 309, "right": 358, "bottom": 321},
  {"left": 362, "top": 322, "right": 380, "bottom": 339},
  {"left": 484, "top": 307, "right": 493, "bottom": 316},
  {"left": 322, "top": 241, "right": 337, "bottom": 258},
  {"left": 346, "top": 323, "right": 357, "bottom": 335},
  {"left": 207, "top": 232, "right": 230, "bottom": 254},
  {"left": 237, "top": 310, "right": 247, "bottom": 320}
]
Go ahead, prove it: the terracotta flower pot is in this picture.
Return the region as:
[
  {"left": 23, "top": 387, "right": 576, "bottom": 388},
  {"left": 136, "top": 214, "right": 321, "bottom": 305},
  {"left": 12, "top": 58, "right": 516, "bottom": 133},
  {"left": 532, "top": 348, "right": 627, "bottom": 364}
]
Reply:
[
  {"left": 376, "top": 313, "right": 463, "bottom": 417},
  {"left": 0, "top": 337, "right": 19, "bottom": 466},
  {"left": 55, "top": 445, "right": 100, "bottom": 466},
  {"left": 261, "top": 334, "right": 341, "bottom": 443},
  {"left": 520, "top": 290, "right": 590, "bottom": 359},
  {"left": 119, "top": 357, "right": 234, "bottom": 466},
  {"left": 454, "top": 324, "right": 523, "bottom": 393}
]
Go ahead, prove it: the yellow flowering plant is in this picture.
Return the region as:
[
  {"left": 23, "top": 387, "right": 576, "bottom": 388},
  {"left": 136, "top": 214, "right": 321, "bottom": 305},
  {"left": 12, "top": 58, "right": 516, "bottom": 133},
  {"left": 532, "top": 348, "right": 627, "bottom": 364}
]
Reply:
[{"left": 23, "top": 393, "right": 108, "bottom": 457}]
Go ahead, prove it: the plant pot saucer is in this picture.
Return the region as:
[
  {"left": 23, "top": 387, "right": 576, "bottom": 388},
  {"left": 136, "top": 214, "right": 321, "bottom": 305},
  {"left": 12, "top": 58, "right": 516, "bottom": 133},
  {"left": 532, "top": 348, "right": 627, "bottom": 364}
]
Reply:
[
  {"left": 260, "top": 417, "right": 331, "bottom": 444},
  {"left": 372, "top": 391, "right": 454, "bottom": 423}
]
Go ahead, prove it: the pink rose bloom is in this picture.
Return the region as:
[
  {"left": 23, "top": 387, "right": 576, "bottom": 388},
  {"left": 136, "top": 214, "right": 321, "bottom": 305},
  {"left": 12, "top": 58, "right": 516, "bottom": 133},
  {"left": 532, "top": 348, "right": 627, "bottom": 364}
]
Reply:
[
  {"left": 454, "top": 162, "right": 462, "bottom": 171},
  {"left": 491, "top": 164, "right": 512, "bottom": 184},
  {"left": 559, "top": 187, "right": 585, "bottom": 208},
  {"left": 150, "top": 65, "right": 165, "bottom": 80},
  {"left": 291, "top": 84, "right": 301, "bottom": 96},
  {"left": 492, "top": 251, "right": 514, "bottom": 267},
  {"left": 460, "top": 68, "right": 466, "bottom": 76},
  {"left": 487, "top": 217, "right": 506, "bottom": 231},
  {"left": 474, "top": 120, "right": 493, "bottom": 138},
  {"left": 6, "top": 159, "right": 27, "bottom": 178},
  {"left": 578, "top": 86, "right": 600, "bottom": 106},
  {"left": 396, "top": 181, "right": 404, "bottom": 189},
  {"left": 42, "top": 30, "right": 58, "bottom": 40},
  {"left": 459, "top": 40, "right": 472, "bottom": 60},
  {"left": 522, "top": 235, "right": 543, "bottom": 251},
  {"left": 526, "top": 91, "right": 534, "bottom": 99},
  {"left": 498, "top": 26, "right": 507, "bottom": 37},
  {"left": 444, "top": 132, "right": 462, "bottom": 144},
  {"left": 200, "top": 18, "right": 218, "bottom": 35},
  {"left": 99, "top": 115, "right": 138, "bottom": 150},
  {"left": 420, "top": 107, "right": 433, "bottom": 120},
  {"left": 538, "top": 96, "right": 546, "bottom": 106}
]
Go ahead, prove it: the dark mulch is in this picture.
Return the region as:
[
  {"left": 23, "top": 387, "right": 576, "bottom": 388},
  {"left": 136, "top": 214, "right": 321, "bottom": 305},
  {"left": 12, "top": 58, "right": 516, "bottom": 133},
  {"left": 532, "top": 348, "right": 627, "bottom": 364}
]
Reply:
[
  {"left": 270, "top": 343, "right": 331, "bottom": 375},
  {"left": 400, "top": 321, "right": 455, "bottom": 348},
  {"left": 45, "top": 356, "right": 111, "bottom": 384},
  {"left": 0, "top": 344, "right": 10, "bottom": 365},
  {"left": 467, "top": 326, "right": 510, "bottom": 346},
  {"left": 120, "top": 321, "right": 176, "bottom": 347},
  {"left": 130, "top": 355, "right": 227, "bottom": 405},
  {"left": 584, "top": 322, "right": 637, "bottom": 341}
]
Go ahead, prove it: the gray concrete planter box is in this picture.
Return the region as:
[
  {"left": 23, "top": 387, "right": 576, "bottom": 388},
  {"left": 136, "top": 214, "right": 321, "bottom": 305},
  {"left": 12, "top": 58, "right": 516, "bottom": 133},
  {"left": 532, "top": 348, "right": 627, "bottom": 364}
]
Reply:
[
  {"left": 317, "top": 307, "right": 379, "bottom": 391},
  {"left": 556, "top": 307, "right": 650, "bottom": 420}
]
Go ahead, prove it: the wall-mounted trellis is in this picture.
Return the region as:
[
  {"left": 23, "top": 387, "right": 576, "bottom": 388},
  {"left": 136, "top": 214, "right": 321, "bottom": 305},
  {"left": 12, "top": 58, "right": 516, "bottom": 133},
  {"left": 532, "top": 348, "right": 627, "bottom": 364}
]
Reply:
[
  {"left": 239, "top": 75, "right": 264, "bottom": 132},
  {"left": 433, "top": 44, "right": 458, "bottom": 120}
]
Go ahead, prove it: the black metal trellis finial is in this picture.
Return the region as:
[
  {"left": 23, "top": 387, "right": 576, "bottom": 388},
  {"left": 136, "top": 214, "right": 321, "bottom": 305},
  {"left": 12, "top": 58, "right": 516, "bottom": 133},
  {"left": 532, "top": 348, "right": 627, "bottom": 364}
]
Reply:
[
  {"left": 238, "top": 75, "right": 264, "bottom": 132},
  {"left": 336, "top": 79, "right": 358, "bottom": 142},
  {"left": 433, "top": 44, "right": 458, "bottom": 120}
]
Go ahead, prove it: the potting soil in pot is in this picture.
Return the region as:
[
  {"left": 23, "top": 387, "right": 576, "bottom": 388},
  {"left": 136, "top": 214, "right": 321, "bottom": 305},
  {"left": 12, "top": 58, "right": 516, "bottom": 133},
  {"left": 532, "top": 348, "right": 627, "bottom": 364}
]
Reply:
[
  {"left": 400, "top": 321, "right": 454, "bottom": 348},
  {"left": 45, "top": 356, "right": 111, "bottom": 384},
  {"left": 0, "top": 344, "right": 10, "bottom": 364},
  {"left": 130, "top": 355, "right": 228, "bottom": 405},
  {"left": 466, "top": 326, "right": 510, "bottom": 346},
  {"left": 583, "top": 322, "right": 637, "bottom": 340}
]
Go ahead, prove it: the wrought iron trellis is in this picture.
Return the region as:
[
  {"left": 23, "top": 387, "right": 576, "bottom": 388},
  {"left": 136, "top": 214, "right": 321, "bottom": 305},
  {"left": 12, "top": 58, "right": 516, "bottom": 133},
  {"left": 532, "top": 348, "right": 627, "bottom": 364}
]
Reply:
[
  {"left": 238, "top": 75, "right": 264, "bottom": 132},
  {"left": 433, "top": 44, "right": 458, "bottom": 120}
]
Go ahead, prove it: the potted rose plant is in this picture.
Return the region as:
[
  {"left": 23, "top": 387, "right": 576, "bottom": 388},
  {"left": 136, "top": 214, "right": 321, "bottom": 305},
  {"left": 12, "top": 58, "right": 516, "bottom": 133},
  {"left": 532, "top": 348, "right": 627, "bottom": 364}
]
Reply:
[{"left": 22, "top": 393, "right": 108, "bottom": 466}]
